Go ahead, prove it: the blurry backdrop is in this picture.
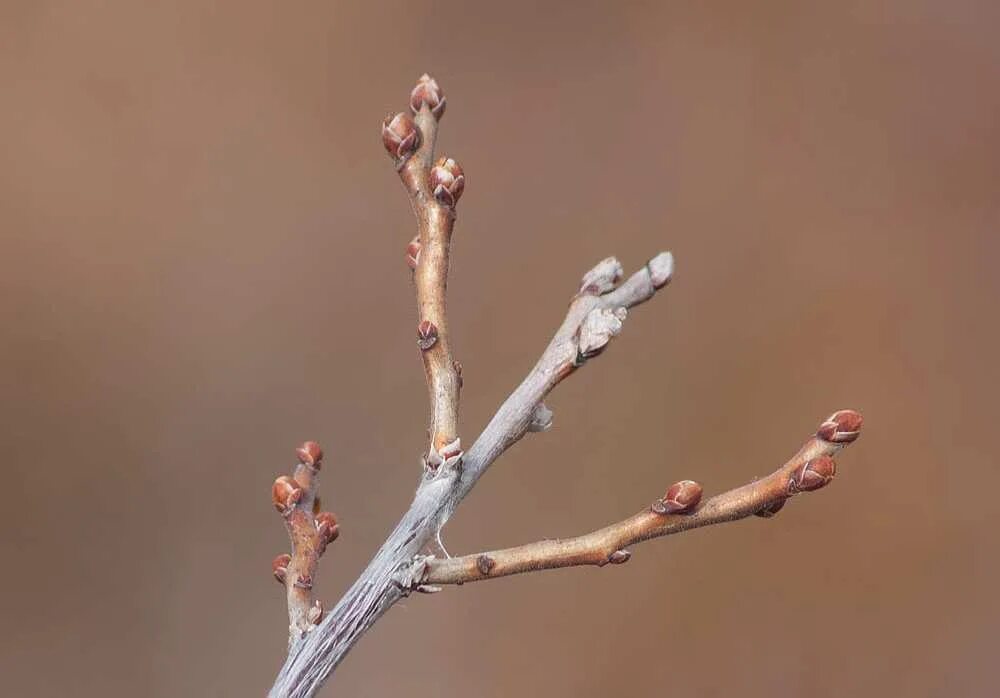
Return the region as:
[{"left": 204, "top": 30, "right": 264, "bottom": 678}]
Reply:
[{"left": 1, "top": 1, "right": 997, "bottom": 696}]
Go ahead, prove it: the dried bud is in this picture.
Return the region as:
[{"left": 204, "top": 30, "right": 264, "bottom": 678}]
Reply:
[
  {"left": 382, "top": 112, "right": 420, "bottom": 161},
  {"left": 608, "top": 550, "right": 631, "bottom": 565},
  {"left": 296, "top": 441, "right": 323, "bottom": 468},
  {"left": 294, "top": 573, "right": 313, "bottom": 590},
  {"left": 272, "top": 476, "right": 303, "bottom": 515},
  {"left": 409, "top": 74, "right": 446, "bottom": 119},
  {"left": 653, "top": 480, "right": 703, "bottom": 514},
  {"left": 453, "top": 360, "right": 463, "bottom": 388},
  {"left": 528, "top": 402, "right": 554, "bottom": 432},
  {"left": 754, "top": 499, "right": 787, "bottom": 518},
  {"left": 577, "top": 306, "right": 627, "bottom": 361},
  {"left": 647, "top": 251, "right": 674, "bottom": 290},
  {"left": 579, "top": 257, "right": 624, "bottom": 295},
  {"left": 430, "top": 157, "right": 465, "bottom": 207},
  {"left": 789, "top": 456, "right": 836, "bottom": 493},
  {"left": 272, "top": 553, "right": 292, "bottom": 585},
  {"left": 476, "top": 554, "right": 496, "bottom": 575},
  {"left": 316, "top": 512, "right": 340, "bottom": 546},
  {"left": 817, "top": 409, "right": 863, "bottom": 444},
  {"left": 308, "top": 599, "right": 324, "bottom": 625},
  {"left": 416, "top": 320, "right": 439, "bottom": 350},
  {"left": 405, "top": 235, "right": 421, "bottom": 270}
]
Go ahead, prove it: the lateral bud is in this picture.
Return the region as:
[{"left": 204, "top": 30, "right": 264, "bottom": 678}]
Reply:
[
  {"left": 405, "top": 235, "right": 421, "bottom": 270},
  {"left": 316, "top": 512, "right": 340, "bottom": 548},
  {"left": 416, "top": 320, "right": 439, "bottom": 350},
  {"left": 789, "top": 456, "right": 837, "bottom": 493},
  {"left": 579, "top": 257, "right": 624, "bottom": 295},
  {"left": 430, "top": 157, "right": 465, "bottom": 207},
  {"left": 652, "top": 480, "right": 703, "bottom": 514},
  {"left": 409, "top": 74, "right": 446, "bottom": 120},
  {"left": 272, "top": 476, "right": 304, "bottom": 515},
  {"left": 272, "top": 553, "right": 292, "bottom": 585},
  {"left": 308, "top": 599, "right": 324, "bottom": 625},
  {"left": 528, "top": 402, "right": 554, "bottom": 432},
  {"left": 577, "top": 306, "right": 627, "bottom": 361},
  {"left": 817, "top": 409, "right": 863, "bottom": 444},
  {"left": 755, "top": 499, "right": 787, "bottom": 518},
  {"left": 608, "top": 550, "right": 632, "bottom": 565},
  {"left": 647, "top": 251, "right": 675, "bottom": 289},
  {"left": 382, "top": 112, "right": 420, "bottom": 162}
]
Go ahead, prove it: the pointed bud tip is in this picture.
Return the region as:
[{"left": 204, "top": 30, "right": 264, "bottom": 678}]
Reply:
[
  {"left": 817, "top": 409, "right": 863, "bottom": 443},
  {"left": 296, "top": 441, "right": 323, "bottom": 468}
]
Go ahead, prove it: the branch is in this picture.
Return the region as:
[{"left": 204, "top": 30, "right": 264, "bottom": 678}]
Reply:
[
  {"left": 422, "top": 410, "right": 862, "bottom": 585},
  {"left": 383, "top": 75, "right": 464, "bottom": 467},
  {"left": 270, "top": 442, "right": 340, "bottom": 641}
]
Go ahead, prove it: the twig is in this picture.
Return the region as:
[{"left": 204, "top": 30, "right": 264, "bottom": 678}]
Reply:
[
  {"left": 384, "top": 75, "right": 463, "bottom": 467},
  {"left": 270, "top": 442, "right": 339, "bottom": 641},
  {"left": 423, "top": 410, "right": 862, "bottom": 585}
]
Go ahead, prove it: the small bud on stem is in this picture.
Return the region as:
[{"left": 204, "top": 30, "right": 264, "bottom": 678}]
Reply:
[
  {"left": 296, "top": 441, "right": 323, "bottom": 468},
  {"left": 817, "top": 409, "right": 863, "bottom": 444},
  {"left": 789, "top": 456, "right": 836, "bottom": 493},
  {"left": 409, "top": 74, "right": 446, "bottom": 120},
  {"left": 652, "top": 480, "right": 703, "bottom": 514},
  {"left": 382, "top": 112, "right": 420, "bottom": 162},
  {"left": 272, "top": 554, "right": 292, "bottom": 585},
  {"left": 272, "top": 476, "right": 304, "bottom": 515},
  {"left": 430, "top": 157, "right": 465, "bottom": 207},
  {"left": 416, "top": 320, "right": 439, "bottom": 350}
]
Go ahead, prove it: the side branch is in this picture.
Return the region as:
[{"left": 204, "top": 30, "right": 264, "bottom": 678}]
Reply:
[
  {"left": 424, "top": 410, "right": 862, "bottom": 585},
  {"left": 383, "top": 75, "right": 463, "bottom": 465}
]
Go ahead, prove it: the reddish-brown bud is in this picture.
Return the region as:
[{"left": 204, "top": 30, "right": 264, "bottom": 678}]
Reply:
[
  {"left": 817, "top": 409, "right": 863, "bottom": 444},
  {"left": 453, "top": 360, "right": 463, "bottom": 388},
  {"left": 430, "top": 157, "right": 465, "bottom": 207},
  {"left": 294, "top": 573, "right": 314, "bottom": 590},
  {"left": 476, "top": 554, "right": 496, "bottom": 575},
  {"left": 416, "top": 320, "right": 439, "bottom": 350},
  {"left": 272, "top": 476, "right": 303, "bottom": 514},
  {"left": 316, "top": 512, "right": 340, "bottom": 547},
  {"left": 755, "top": 499, "right": 787, "bottom": 518},
  {"left": 789, "top": 456, "right": 837, "bottom": 493},
  {"left": 652, "top": 480, "right": 703, "bottom": 514},
  {"left": 382, "top": 112, "right": 420, "bottom": 161},
  {"left": 409, "top": 74, "right": 446, "bottom": 119},
  {"left": 308, "top": 599, "right": 324, "bottom": 625},
  {"left": 272, "top": 553, "right": 292, "bottom": 584},
  {"left": 296, "top": 441, "right": 323, "bottom": 468},
  {"left": 405, "top": 235, "right": 421, "bottom": 270}
]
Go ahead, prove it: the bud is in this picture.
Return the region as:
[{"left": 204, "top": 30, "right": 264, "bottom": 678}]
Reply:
[
  {"left": 754, "top": 499, "right": 786, "bottom": 518},
  {"left": 382, "top": 112, "right": 420, "bottom": 161},
  {"left": 476, "top": 554, "right": 496, "bottom": 575},
  {"left": 272, "top": 476, "right": 303, "bottom": 514},
  {"left": 272, "top": 553, "right": 292, "bottom": 585},
  {"left": 316, "top": 512, "right": 340, "bottom": 547},
  {"left": 405, "top": 235, "right": 421, "bottom": 270},
  {"left": 647, "top": 251, "right": 674, "bottom": 290},
  {"left": 579, "top": 257, "right": 624, "bottom": 295},
  {"left": 308, "top": 599, "right": 324, "bottom": 625},
  {"left": 294, "top": 573, "right": 314, "bottom": 590},
  {"left": 577, "top": 307, "right": 627, "bottom": 360},
  {"left": 653, "top": 480, "right": 703, "bottom": 514},
  {"left": 453, "top": 360, "right": 463, "bottom": 388},
  {"left": 430, "top": 157, "right": 465, "bottom": 207},
  {"left": 296, "top": 441, "right": 323, "bottom": 468},
  {"left": 817, "top": 409, "right": 863, "bottom": 444},
  {"left": 416, "top": 320, "right": 439, "bottom": 350},
  {"left": 528, "top": 402, "right": 553, "bottom": 432},
  {"left": 608, "top": 550, "right": 631, "bottom": 565},
  {"left": 409, "top": 74, "right": 446, "bottom": 119},
  {"left": 789, "top": 456, "right": 836, "bottom": 493}
]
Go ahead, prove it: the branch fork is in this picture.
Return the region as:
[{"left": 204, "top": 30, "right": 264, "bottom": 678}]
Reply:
[{"left": 266, "top": 74, "right": 864, "bottom": 698}]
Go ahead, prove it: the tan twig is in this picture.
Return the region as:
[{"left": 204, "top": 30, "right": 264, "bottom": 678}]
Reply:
[
  {"left": 383, "top": 75, "right": 463, "bottom": 467},
  {"left": 271, "top": 442, "right": 339, "bottom": 641},
  {"left": 423, "top": 410, "right": 862, "bottom": 585}
]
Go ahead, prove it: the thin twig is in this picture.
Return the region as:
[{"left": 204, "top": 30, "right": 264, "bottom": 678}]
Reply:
[{"left": 423, "top": 410, "right": 862, "bottom": 585}]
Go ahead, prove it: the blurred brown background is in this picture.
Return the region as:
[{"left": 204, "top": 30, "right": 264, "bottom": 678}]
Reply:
[{"left": 2, "top": 1, "right": 997, "bottom": 696}]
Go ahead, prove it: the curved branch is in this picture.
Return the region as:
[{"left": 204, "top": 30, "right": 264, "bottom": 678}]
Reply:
[{"left": 423, "top": 410, "right": 862, "bottom": 585}]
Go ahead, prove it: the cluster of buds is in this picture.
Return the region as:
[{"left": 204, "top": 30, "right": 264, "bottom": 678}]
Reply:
[
  {"left": 271, "top": 441, "right": 341, "bottom": 630},
  {"left": 430, "top": 157, "right": 465, "bottom": 207},
  {"left": 652, "top": 479, "right": 703, "bottom": 515}
]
